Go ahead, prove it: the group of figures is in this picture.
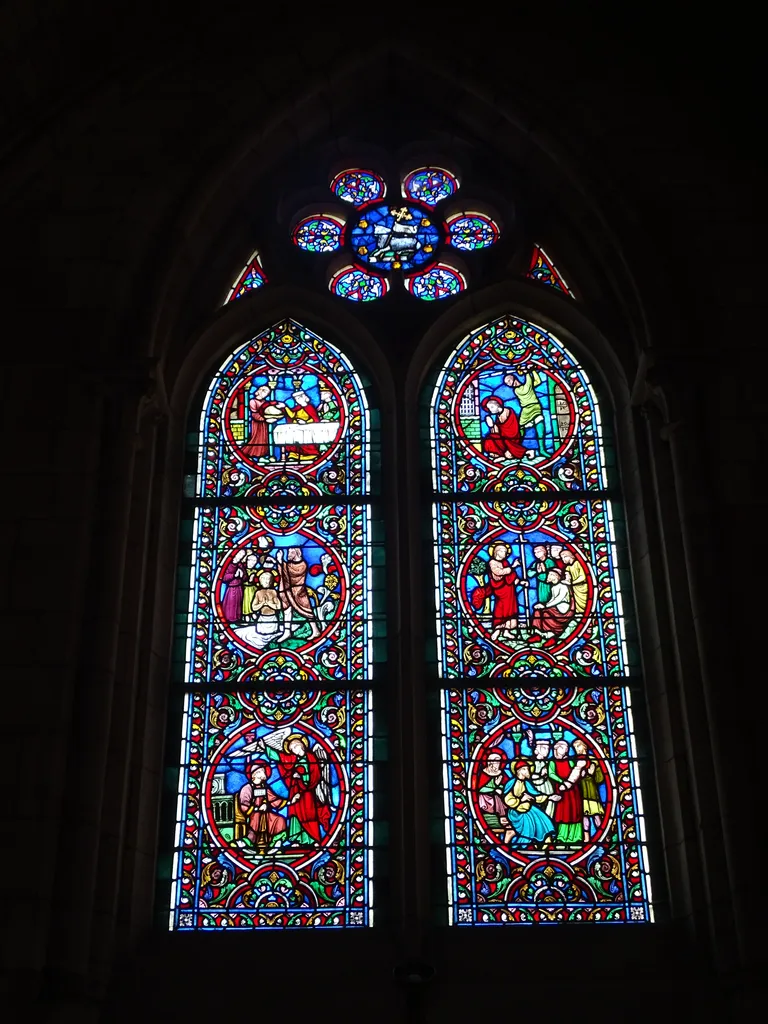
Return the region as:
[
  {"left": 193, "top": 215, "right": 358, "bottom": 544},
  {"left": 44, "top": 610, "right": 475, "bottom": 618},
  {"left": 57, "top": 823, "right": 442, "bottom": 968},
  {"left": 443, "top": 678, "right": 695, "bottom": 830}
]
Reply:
[
  {"left": 171, "top": 313, "right": 653, "bottom": 930},
  {"left": 188, "top": 322, "right": 372, "bottom": 687},
  {"left": 236, "top": 374, "right": 342, "bottom": 465},
  {"left": 475, "top": 733, "right": 605, "bottom": 849},
  {"left": 473, "top": 366, "right": 556, "bottom": 462},
  {"left": 218, "top": 727, "right": 334, "bottom": 852},
  {"left": 432, "top": 317, "right": 605, "bottom": 495},
  {"left": 432, "top": 316, "right": 627, "bottom": 677},
  {"left": 470, "top": 539, "right": 589, "bottom": 648},
  {"left": 199, "top": 322, "right": 368, "bottom": 501},
  {"left": 440, "top": 498, "right": 623, "bottom": 677},
  {"left": 219, "top": 535, "right": 339, "bottom": 650},
  {"left": 446, "top": 687, "right": 652, "bottom": 924},
  {"left": 193, "top": 503, "right": 366, "bottom": 687},
  {"left": 171, "top": 691, "right": 371, "bottom": 929}
]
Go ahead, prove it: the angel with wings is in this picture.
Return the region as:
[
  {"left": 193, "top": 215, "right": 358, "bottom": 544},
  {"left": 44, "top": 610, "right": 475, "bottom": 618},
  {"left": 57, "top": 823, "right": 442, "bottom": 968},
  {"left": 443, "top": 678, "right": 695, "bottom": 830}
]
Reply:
[
  {"left": 238, "top": 727, "right": 332, "bottom": 846},
  {"left": 278, "top": 732, "right": 332, "bottom": 845}
]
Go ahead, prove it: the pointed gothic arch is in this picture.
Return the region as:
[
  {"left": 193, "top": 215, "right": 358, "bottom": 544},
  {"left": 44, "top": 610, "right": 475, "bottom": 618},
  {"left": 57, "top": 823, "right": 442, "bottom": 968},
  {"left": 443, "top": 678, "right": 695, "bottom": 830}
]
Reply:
[
  {"left": 167, "top": 316, "right": 381, "bottom": 930},
  {"left": 76, "top": 46, "right": 733, "bottom": 1002},
  {"left": 427, "top": 310, "right": 653, "bottom": 923}
]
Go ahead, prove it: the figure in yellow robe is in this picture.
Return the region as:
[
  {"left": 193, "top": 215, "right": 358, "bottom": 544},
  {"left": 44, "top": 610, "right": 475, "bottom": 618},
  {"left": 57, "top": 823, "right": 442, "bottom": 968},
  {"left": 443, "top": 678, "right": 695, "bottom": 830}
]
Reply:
[{"left": 561, "top": 550, "right": 588, "bottom": 614}]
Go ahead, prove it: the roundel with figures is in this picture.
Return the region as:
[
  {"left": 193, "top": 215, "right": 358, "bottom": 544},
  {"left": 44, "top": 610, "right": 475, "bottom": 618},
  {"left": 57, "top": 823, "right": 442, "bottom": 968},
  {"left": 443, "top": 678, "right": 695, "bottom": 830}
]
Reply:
[{"left": 468, "top": 714, "right": 615, "bottom": 869}]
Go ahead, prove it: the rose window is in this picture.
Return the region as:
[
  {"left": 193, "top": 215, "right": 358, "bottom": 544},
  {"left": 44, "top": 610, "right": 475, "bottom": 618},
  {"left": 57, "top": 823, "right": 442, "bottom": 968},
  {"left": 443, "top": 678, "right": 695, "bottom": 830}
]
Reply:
[{"left": 291, "top": 165, "right": 500, "bottom": 302}]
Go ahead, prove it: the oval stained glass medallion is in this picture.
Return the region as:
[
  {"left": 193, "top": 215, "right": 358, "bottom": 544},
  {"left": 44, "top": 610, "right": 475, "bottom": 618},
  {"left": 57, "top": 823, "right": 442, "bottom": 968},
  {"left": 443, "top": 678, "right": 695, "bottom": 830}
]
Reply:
[
  {"left": 329, "top": 266, "right": 389, "bottom": 302},
  {"left": 401, "top": 166, "right": 459, "bottom": 207},
  {"left": 350, "top": 203, "right": 440, "bottom": 271},
  {"left": 446, "top": 212, "right": 500, "bottom": 251},
  {"left": 292, "top": 215, "right": 345, "bottom": 253},
  {"left": 330, "top": 169, "right": 386, "bottom": 206},
  {"left": 405, "top": 263, "right": 466, "bottom": 300}
]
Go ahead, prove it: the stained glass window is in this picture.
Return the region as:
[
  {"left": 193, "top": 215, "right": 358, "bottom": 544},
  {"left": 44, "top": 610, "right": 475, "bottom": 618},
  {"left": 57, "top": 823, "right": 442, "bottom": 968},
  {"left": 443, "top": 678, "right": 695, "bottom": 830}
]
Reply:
[
  {"left": 225, "top": 250, "right": 267, "bottom": 302},
  {"left": 430, "top": 314, "right": 653, "bottom": 924},
  {"left": 292, "top": 166, "right": 495, "bottom": 300},
  {"left": 293, "top": 216, "right": 345, "bottom": 253},
  {"left": 446, "top": 213, "right": 500, "bottom": 251},
  {"left": 331, "top": 169, "right": 386, "bottom": 206},
  {"left": 330, "top": 265, "right": 389, "bottom": 302},
  {"left": 168, "top": 319, "right": 381, "bottom": 930},
  {"left": 405, "top": 263, "right": 466, "bottom": 301},
  {"left": 527, "top": 245, "right": 574, "bottom": 296},
  {"left": 402, "top": 166, "right": 459, "bottom": 206}
]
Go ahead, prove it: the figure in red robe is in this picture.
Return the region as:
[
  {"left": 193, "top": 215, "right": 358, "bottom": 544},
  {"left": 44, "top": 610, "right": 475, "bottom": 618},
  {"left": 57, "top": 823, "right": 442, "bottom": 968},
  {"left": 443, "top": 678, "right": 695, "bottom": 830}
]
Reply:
[
  {"left": 530, "top": 568, "right": 573, "bottom": 647},
  {"left": 241, "top": 385, "right": 274, "bottom": 460},
  {"left": 278, "top": 733, "right": 331, "bottom": 844},
  {"left": 547, "top": 740, "right": 585, "bottom": 844},
  {"left": 284, "top": 391, "right": 321, "bottom": 460},
  {"left": 480, "top": 396, "right": 527, "bottom": 459},
  {"left": 470, "top": 542, "right": 528, "bottom": 639}
]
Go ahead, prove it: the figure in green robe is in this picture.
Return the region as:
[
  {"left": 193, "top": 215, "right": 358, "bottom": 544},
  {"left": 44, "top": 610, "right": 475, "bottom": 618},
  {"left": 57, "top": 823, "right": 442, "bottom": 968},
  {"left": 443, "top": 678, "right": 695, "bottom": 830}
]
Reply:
[
  {"left": 531, "top": 544, "right": 556, "bottom": 604},
  {"left": 504, "top": 368, "right": 546, "bottom": 451}
]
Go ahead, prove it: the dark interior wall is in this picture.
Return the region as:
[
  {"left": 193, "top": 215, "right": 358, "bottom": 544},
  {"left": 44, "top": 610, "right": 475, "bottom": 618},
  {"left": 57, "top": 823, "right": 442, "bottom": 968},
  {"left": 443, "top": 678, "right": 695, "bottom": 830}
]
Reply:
[{"left": 1, "top": 8, "right": 764, "bottom": 1021}]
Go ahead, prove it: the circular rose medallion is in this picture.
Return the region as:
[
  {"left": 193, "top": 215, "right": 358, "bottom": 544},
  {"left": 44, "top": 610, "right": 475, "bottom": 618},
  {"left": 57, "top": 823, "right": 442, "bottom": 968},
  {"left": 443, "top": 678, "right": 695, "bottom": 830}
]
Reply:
[{"left": 350, "top": 203, "right": 440, "bottom": 271}]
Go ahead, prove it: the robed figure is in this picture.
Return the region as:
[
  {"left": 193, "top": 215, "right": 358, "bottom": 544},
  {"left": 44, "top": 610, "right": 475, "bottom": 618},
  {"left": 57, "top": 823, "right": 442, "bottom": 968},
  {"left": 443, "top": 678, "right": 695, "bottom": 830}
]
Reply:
[
  {"left": 503, "top": 761, "right": 557, "bottom": 846},
  {"left": 531, "top": 568, "right": 573, "bottom": 644},
  {"left": 480, "top": 396, "right": 527, "bottom": 459},
  {"left": 284, "top": 391, "right": 321, "bottom": 460},
  {"left": 278, "top": 733, "right": 332, "bottom": 845},
  {"left": 221, "top": 550, "right": 246, "bottom": 622},
  {"left": 241, "top": 385, "right": 274, "bottom": 460},
  {"left": 547, "top": 740, "right": 585, "bottom": 844},
  {"left": 476, "top": 748, "right": 509, "bottom": 833},
  {"left": 237, "top": 760, "right": 287, "bottom": 851},
  {"left": 278, "top": 547, "right": 322, "bottom": 639},
  {"left": 471, "top": 542, "right": 527, "bottom": 639}
]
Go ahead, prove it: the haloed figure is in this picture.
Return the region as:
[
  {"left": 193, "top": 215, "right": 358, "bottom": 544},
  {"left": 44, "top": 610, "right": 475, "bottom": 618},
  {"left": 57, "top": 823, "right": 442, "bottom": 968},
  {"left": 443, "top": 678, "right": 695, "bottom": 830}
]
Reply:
[
  {"left": 278, "top": 734, "right": 331, "bottom": 845},
  {"left": 284, "top": 391, "right": 321, "bottom": 460},
  {"left": 561, "top": 549, "right": 588, "bottom": 615},
  {"left": 471, "top": 542, "right": 528, "bottom": 640},
  {"left": 480, "top": 396, "right": 526, "bottom": 460}
]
